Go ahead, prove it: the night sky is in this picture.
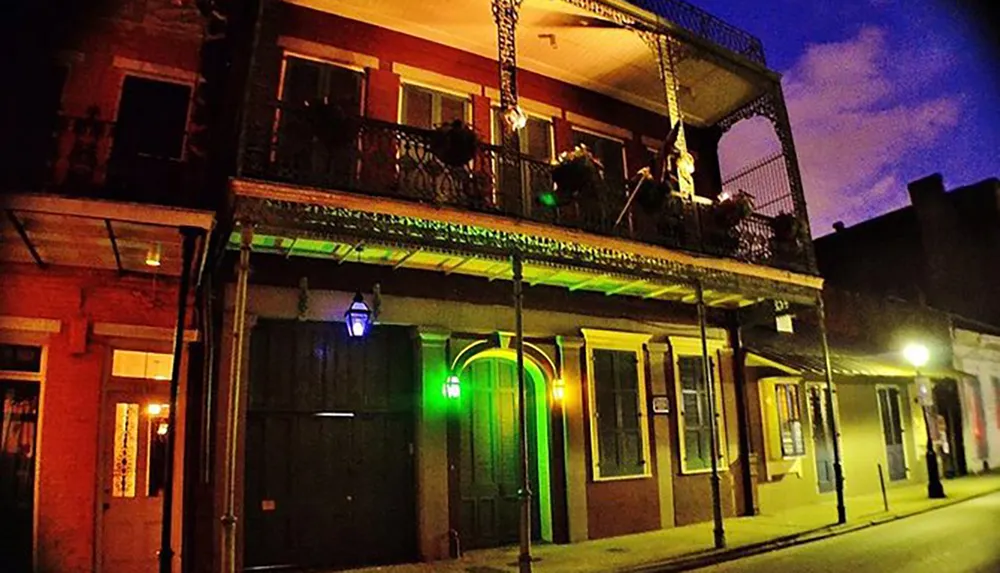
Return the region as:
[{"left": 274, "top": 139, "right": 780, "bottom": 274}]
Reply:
[{"left": 706, "top": 0, "right": 1000, "bottom": 236}]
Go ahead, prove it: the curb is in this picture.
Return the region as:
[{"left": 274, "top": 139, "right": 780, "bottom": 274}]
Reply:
[{"left": 617, "top": 487, "right": 1000, "bottom": 573}]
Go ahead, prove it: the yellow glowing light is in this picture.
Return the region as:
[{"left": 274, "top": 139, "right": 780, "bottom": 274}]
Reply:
[
  {"left": 145, "top": 243, "right": 162, "bottom": 267},
  {"left": 718, "top": 191, "right": 732, "bottom": 202},
  {"left": 503, "top": 105, "right": 528, "bottom": 131},
  {"left": 903, "top": 343, "right": 930, "bottom": 368},
  {"left": 147, "top": 403, "right": 163, "bottom": 416},
  {"left": 157, "top": 423, "right": 169, "bottom": 436},
  {"left": 552, "top": 378, "right": 566, "bottom": 401}
]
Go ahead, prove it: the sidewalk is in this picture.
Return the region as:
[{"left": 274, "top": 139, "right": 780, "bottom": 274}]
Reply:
[{"left": 343, "top": 473, "right": 1000, "bottom": 573}]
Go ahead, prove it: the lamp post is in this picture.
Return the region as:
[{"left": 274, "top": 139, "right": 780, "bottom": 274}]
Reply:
[{"left": 903, "top": 343, "right": 945, "bottom": 499}]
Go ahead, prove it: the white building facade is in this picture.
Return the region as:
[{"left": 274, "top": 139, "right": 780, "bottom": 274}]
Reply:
[{"left": 952, "top": 327, "right": 1000, "bottom": 472}]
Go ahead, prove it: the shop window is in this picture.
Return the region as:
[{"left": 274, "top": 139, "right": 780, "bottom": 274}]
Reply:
[{"left": 775, "top": 383, "right": 805, "bottom": 457}]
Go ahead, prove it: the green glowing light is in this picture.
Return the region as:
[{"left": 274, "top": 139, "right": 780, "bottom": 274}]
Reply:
[
  {"left": 537, "top": 191, "right": 559, "bottom": 208},
  {"left": 444, "top": 375, "right": 461, "bottom": 399}
]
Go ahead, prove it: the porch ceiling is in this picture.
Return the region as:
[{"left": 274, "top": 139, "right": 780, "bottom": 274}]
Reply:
[
  {"left": 0, "top": 194, "right": 215, "bottom": 279},
  {"left": 232, "top": 230, "right": 755, "bottom": 308},
  {"left": 287, "top": 0, "right": 768, "bottom": 126},
  {"left": 229, "top": 179, "right": 824, "bottom": 308}
]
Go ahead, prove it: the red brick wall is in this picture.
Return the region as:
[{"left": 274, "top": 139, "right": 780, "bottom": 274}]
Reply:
[{"left": 1, "top": 264, "right": 181, "bottom": 572}]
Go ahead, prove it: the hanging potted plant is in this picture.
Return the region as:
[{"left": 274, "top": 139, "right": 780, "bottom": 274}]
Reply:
[
  {"left": 705, "top": 189, "right": 754, "bottom": 255},
  {"left": 430, "top": 120, "right": 479, "bottom": 167},
  {"left": 769, "top": 211, "right": 805, "bottom": 263},
  {"left": 548, "top": 144, "right": 606, "bottom": 207},
  {"left": 303, "top": 97, "right": 360, "bottom": 148}
]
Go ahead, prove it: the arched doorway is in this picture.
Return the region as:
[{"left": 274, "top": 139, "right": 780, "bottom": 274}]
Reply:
[{"left": 456, "top": 353, "right": 552, "bottom": 550}]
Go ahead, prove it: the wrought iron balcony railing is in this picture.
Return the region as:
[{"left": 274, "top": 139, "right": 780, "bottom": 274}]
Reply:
[
  {"left": 239, "top": 103, "right": 810, "bottom": 272},
  {"left": 4, "top": 108, "right": 200, "bottom": 209},
  {"left": 628, "top": 0, "right": 766, "bottom": 64}
]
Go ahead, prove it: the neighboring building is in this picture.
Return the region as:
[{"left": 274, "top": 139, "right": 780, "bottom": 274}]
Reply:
[
  {"left": 0, "top": 2, "right": 216, "bottom": 572},
  {"left": 951, "top": 323, "right": 1000, "bottom": 473},
  {"left": 740, "top": 288, "right": 961, "bottom": 515},
  {"left": 815, "top": 173, "right": 1000, "bottom": 327},
  {"left": 190, "top": 0, "right": 823, "bottom": 572}
]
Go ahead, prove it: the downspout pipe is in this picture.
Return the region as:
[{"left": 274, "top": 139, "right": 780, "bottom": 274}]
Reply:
[
  {"left": 221, "top": 225, "right": 253, "bottom": 573},
  {"left": 159, "top": 226, "right": 202, "bottom": 573}
]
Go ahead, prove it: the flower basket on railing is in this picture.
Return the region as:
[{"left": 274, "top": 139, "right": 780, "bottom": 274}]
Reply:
[
  {"left": 547, "top": 144, "right": 606, "bottom": 207},
  {"left": 769, "top": 211, "right": 806, "bottom": 263},
  {"left": 704, "top": 189, "right": 754, "bottom": 255},
  {"left": 304, "top": 98, "right": 360, "bottom": 148},
  {"left": 430, "top": 120, "right": 479, "bottom": 167}
]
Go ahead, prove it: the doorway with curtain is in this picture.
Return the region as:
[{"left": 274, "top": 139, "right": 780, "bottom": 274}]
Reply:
[{"left": 0, "top": 381, "right": 40, "bottom": 573}]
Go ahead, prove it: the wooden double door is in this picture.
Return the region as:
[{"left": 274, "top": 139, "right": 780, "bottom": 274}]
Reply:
[
  {"left": 456, "top": 358, "right": 541, "bottom": 550},
  {"left": 244, "top": 320, "right": 417, "bottom": 570}
]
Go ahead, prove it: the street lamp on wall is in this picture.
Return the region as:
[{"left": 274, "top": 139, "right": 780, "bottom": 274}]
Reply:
[
  {"left": 344, "top": 291, "right": 372, "bottom": 338},
  {"left": 903, "top": 342, "right": 945, "bottom": 499}
]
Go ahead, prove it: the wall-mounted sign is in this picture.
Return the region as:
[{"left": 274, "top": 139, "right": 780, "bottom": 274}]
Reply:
[{"left": 651, "top": 396, "right": 670, "bottom": 415}]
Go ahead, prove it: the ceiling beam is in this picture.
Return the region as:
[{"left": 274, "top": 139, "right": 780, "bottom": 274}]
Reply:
[
  {"left": 605, "top": 278, "right": 646, "bottom": 296},
  {"left": 486, "top": 262, "right": 511, "bottom": 281},
  {"left": 392, "top": 248, "right": 421, "bottom": 270},
  {"left": 529, "top": 269, "right": 564, "bottom": 286},
  {"left": 643, "top": 284, "right": 686, "bottom": 299},
  {"left": 335, "top": 241, "right": 365, "bottom": 264},
  {"left": 443, "top": 255, "right": 473, "bottom": 275},
  {"left": 5, "top": 210, "right": 46, "bottom": 269},
  {"left": 568, "top": 274, "right": 608, "bottom": 292},
  {"left": 104, "top": 219, "right": 124, "bottom": 275}
]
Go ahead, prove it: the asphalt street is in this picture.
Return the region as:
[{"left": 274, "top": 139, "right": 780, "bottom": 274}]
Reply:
[{"left": 691, "top": 491, "right": 1000, "bottom": 573}]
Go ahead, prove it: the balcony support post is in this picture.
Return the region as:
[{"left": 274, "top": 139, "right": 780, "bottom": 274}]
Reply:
[
  {"left": 717, "top": 86, "right": 816, "bottom": 272},
  {"left": 641, "top": 33, "right": 695, "bottom": 198},
  {"left": 492, "top": 0, "right": 525, "bottom": 213}
]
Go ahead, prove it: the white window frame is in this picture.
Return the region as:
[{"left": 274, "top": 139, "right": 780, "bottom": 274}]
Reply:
[
  {"left": 582, "top": 328, "right": 653, "bottom": 481},
  {"left": 397, "top": 81, "right": 471, "bottom": 128},
  {"left": 875, "top": 383, "right": 910, "bottom": 479},
  {"left": 670, "top": 336, "right": 728, "bottom": 474},
  {"left": 763, "top": 377, "right": 806, "bottom": 460}
]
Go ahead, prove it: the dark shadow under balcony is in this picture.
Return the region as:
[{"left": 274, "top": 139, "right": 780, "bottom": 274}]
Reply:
[{"left": 239, "top": 102, "right": 811, "bottom": 273}]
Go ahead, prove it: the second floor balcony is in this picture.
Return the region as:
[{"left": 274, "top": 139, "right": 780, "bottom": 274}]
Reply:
[
  {"left": 232, "top": 0, "right": 816, "bottom": 276},
  {"left": 241, "top": 102, "right": 809, "bottom": 271}
]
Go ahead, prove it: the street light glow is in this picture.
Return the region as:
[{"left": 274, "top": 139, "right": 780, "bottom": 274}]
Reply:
[{"left": 903, "top": 343, "right": 930, "bottom": 368}]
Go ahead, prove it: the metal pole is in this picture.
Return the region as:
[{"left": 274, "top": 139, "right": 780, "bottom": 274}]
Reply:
[
  {"left": 696, "top": 281, "right": 725, "bottom": 549},
  {"left": 727, "top": 311, "right": 756, "bottom": 516},
  {"left": 918, "top": 369, "right": 946, "bottom": 498},
  {"left": 877, "top": 463, "right": 889, "bottom": 512},
  {"left": 817, "top": 296, "right": 847, "bottom": 524},
  {"left": 513, "top": 252, "right": 533, "bottom": 573},
  {"left": 158, "top": 227, "right": 200, "bottom": 573},
  {"left": 221, "top": 225, "right": 253, "bottom": 573}
]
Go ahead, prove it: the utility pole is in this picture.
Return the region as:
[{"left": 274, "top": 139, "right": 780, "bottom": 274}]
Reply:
[{"left": 513, "top": 253, "right": 533, "bottom": 573}]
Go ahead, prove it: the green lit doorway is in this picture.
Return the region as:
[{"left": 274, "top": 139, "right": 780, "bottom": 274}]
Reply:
[{"left": 456, "top": 355, "right": 552, "bottom": 550}]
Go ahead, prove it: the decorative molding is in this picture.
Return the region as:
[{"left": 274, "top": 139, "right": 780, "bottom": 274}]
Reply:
[
  {"left": 278, "top": 36, "right": 379, "bottom": 70},
  {"left": 230, "top": 184, "right": 823, "bottom": 305},
  {"left": 0, "top": 316, "right": 61, "bottom": 334},
  {"left": 113, "top": 56, "right": 198, "bottom": 83},
  {"left": 581, "top": 328, "right": 652, "bottom": 350},
  {"left": 92, "top": 323, "right": 199, "bottom": 342},
  {"left": 668, "top": 335, "right": 727, "bottom": 356},
  {"left": 415, "top": 327, "right": 451, "bottom": 345},
  {"left": 393, "top": 62, "right": 481, "bottom": 97},
  {"left": 565, "top": 112, "right": 634, "bottom": 141}
]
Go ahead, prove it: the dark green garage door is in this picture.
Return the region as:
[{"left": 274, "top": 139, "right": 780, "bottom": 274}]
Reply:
[{"left": 244, "top": 320, "right": 416, "bottom": 570}]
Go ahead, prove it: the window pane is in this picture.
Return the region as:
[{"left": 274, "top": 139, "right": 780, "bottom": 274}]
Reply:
[
  {"left": 592, "top": 348, "right": 643, "bottom": 477},
  {"left": 402, "top": 86, "right": 433, "bottom": 129},
  {"left": 684, "top": 430, "right": 708, "bottom": 470},
  {"left": 112, "top": 403, "right": 139, "bottom": 498},
  {"left": 572, "top": 130, "right": 625, "bottom": 195},
  {"left": 524, "top": 118, "right": 552, "bottom": 161},
  {"left": 439, "top": 94, "right": 466, "bottom": 125}
]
